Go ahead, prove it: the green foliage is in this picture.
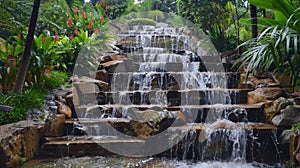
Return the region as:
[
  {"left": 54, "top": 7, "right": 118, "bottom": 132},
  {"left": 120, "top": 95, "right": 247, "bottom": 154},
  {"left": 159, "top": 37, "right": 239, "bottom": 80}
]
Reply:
[
  {"left": 152, "top": 0, "right": 177, "bottom": 14},
  {"left": 236, "top": 0, "right": 300, "bottom": 89},
  {"left": 0, "top": 70, "right": 68, "bottom": 125},
  {"left": 91, "top": 0, "right": 131, "bottom": 19},
  {"left": 127, "top": 18, "right": 157, "bottom": 26},
  {"left": 42, "top": 71, "right": 69, "bottom": 90},
  {"left": 177, "top": 0, "right": 237, "bottom": 52},
  {"left": 165, "top": 14, "right": 185, "bottom": 27},
  {"left": 0, "top": 0, "right": 33, "bottom": 38},
  {"left": 292, "top": 121, "right": 300, "bottom": 134},
  {"left": 0, "top": 87, "right": 47, "bottom": 125}
]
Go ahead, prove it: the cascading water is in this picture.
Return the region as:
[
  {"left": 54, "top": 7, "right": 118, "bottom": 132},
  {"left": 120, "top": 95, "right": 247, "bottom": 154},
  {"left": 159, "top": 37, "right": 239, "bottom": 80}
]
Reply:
[
  {"left": 36, "top": 14, "right": 285, "bottom": 168},
  {"left": 108, "top": 24, "right": 261, "bottom": 164}
]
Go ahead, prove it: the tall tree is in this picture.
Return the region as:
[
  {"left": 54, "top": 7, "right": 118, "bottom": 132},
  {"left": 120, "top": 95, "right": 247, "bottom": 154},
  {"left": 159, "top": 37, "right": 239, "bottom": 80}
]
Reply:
[
  {"left": 13, "top": 0, "right": 41, "bottom": 93},
  {"left": 250, "top": 3, "right": 257, "bottom": 38}
]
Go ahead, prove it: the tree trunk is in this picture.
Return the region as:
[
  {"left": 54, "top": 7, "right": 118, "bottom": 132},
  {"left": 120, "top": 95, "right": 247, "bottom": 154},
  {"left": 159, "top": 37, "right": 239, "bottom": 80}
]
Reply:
[
  {"left": 13, "top": 0, "right": 41, "bottom": 93},
  {"left": 250, "top": 4, "right": 258, "bottom": 38}
]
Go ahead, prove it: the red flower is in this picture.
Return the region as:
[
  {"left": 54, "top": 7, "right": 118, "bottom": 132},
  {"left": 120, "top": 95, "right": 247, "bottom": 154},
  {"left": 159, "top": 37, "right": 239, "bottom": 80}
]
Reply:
[
  {"left": 67, "top": 18, "right": 72, "bottom": 27},
  {"left": 100, "top": 16, "right": 105, "bottom": 22},
  {"left": 81, "top": 11, "right": 86, "bottom": 19},
  {"left": 73, "top": 7, "right": 78, "bottom": 13},
  {"left": 17, "top": 33, "right": 22, "bottom": 38},
  {"left": 42, "top": 37, "right": 46, "bottom": 44},
  {"left": 70, "top": 34, "right": 74, "bottom": 40},
  {"left": 266, "top": 15, "right": 271, "bottom": 18},
  {"left": 94, "top": 27, "right": 99, "bottom": 34},
  {"left": 74, "top": 29, "right": 79, "bottom": 35},
  {"left": 54, "top": 35, "right": 59, "bottom": 42},
  {"left": 87, "top": 21, "right": 92, "bottom": 29}
]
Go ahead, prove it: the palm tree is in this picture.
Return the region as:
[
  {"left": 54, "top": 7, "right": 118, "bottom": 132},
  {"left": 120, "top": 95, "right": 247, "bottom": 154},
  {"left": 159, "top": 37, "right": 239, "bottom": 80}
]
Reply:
[
  {"left": 13, "top": 0, "right": 41, "bottom": 93},
  {"left": 236, "top": 0, "right": 300, "bottom": 90}
]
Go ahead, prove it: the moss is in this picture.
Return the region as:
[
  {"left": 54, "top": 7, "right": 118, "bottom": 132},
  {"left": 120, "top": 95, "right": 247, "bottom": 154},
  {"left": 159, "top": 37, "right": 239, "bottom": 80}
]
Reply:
[{"left": 127, "top": 18, "right": 157, "bottom": 26}]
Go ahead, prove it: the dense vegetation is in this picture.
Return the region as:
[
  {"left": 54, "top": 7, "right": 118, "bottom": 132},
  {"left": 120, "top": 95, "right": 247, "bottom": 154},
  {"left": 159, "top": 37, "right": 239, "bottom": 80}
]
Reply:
[{"left": 0, "top": 0, "right": 299, "bottom": 124}]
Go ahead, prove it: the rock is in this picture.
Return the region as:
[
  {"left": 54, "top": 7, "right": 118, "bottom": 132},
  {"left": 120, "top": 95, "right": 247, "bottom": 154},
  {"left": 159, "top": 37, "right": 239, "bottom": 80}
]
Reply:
[
  {"left": 55, "top": 101, "right": 72, "bottom": 119},
  {"left": 45, "top": 95, "right": 55, "bottom": 101},
  {"left": 280, "top": 130, "right": 294, "bottom": 144},
  {"left": 174, "top": 111, "right": 187, "bottom": 126},
  {"left": 0, "top": 105, "right": 13, "bottom": 112},
  {"left": 238, "top": 81, "right": 254, "bottom": 90},
  {"left": 272, "top": 106, "right": 300, "bottom": 126},
  {"left": 227, "top": 108, "right": 248, "bottom": 122},
  {"left": 72, "top": 88, "right": 80, "bottom": 106},
  {"left": 100, "top": 60, "right": 123, "bottom": 67},
  {"left": 127, "top": 110, "right": 186, "bottom": 138},
  {"left": 247, "top": 87, "right": 287, "bottom": 104},
  {"left": 0, "top": 121, "right": 44, "bottom": 168},
  {"left": 54, "top": 90, "right": 69, "bottom": 99},
  {"left": 239, "top": 73, "right": 280, "bottom": 89},
  {"left": 265, "top": 97, "right": 293, "bottom": 123},
  {"left": 45, "top": 114, "right": 65, "bottom": 137},
  {"left": 65, "top": 94, "right": 74, "bottom": 108},
  {"left": 156, "top": 22, "right": 169, "bottom": 28},
  {"left": 293, "top": 97, "right": 300, "bottom": 105},
  {"left": 73, "top": 81, "right": 100, "bottom": 95},
  {"left": 49, "top": 106, "right": 58, "bottom": 113},
  {"left": 95, "top": 69, "right": 109, "bottom": 83},
  {"left": 0, "top": 147, "right": 6, "bottom": 168},
  {"left": 46, "top": 101, "right": 56, "bottom": 106}
]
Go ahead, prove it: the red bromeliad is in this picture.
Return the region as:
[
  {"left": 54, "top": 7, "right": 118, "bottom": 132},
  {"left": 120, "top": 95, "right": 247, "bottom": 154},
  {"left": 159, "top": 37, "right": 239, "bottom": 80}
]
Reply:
[
  {"left": 54, "top": 35, "right": 59, "bottom": 42},
  {"left": 67, "top": 18, "right": 72, "bottom": 27},
  {"left": 81, "top": 11, "right": 86, "bottom": 19},
  {"left": 87, "top": 21, "right": 92, "bottom": 29},
  {"left": 94, "top": 27, "right": 99, "bottom": 34},
  {"left": 100, "top": 16, "right": 105, "bottom": 22},
  {"left": 74, "top": 29, "right": 79, "bottom": 35},
  {"left": 73, "top": 7, "right": 78, "bottom": 13},
  {"left": 70, "top": 34, "right": 74, "bottom": 40}
]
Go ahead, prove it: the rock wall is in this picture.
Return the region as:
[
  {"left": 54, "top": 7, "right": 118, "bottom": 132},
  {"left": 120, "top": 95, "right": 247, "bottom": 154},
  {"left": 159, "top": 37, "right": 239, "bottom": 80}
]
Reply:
[{"left": 0, "top": 120, "right": 44, "bottom": 168}]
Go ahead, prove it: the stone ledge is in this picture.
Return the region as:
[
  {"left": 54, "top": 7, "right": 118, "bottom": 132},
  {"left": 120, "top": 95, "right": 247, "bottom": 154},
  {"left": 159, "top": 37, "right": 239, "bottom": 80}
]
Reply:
[{"left": 0, "top": 120, "right": 45, "bottom": 168}]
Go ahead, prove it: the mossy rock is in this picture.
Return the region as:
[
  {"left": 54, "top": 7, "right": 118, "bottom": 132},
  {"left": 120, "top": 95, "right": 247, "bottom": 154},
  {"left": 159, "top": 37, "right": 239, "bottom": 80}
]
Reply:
[{"left": 127, "top": 18, "right": 157, "bottom": 26}]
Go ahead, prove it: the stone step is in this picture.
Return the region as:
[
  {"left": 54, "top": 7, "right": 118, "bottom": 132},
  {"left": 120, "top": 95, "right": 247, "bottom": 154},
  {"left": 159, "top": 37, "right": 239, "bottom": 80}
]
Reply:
[
  {"left": 74, "top": 89, "right": 250, "bottom": 106},
  {"left": 63, "top": 118, "right": 131, "bottom": 136},
  {"left": 41, "top": 122, "right": 278, "bottom": 163},
  {"left": 74, "top": 104, "right": 264, "bottom": 123},
  {"left": 109, "top": 72, "right": 240, "bottom": 89},
  {"left": 40, "top": 135, "right": 146, "bottom": 157},
  {"left": 108, "top": 60, "right": 233, "bottom": 73},
  {"left": 128, "top": 54, "right": 222, "bottom": 63}
]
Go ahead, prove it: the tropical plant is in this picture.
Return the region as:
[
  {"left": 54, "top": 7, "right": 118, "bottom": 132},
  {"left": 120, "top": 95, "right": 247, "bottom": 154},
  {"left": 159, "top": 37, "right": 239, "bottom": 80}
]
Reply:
[
  {"left": 236, "top": 0, "right": 300, "bottom": 90},
  {"left": 177, "top": 0, "right": 237, "bottom": 52},
  {"left": 91, "top": 0, "right": 130, "bottom": 19}
]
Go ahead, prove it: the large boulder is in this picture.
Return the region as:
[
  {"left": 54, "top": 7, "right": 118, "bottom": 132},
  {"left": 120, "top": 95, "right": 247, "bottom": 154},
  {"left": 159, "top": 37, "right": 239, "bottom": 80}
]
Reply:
[
  {"left": 0, "top": 121, "right": 44, "bottom": 168},
  {"left": 45, "top": 114, "right": 65, "bottom": 137},
  {"left": 272, "top": 105, "right": 300, "bottom": 126},
  {"left": 126, "top": 110, "right": 186, "bottom": 138},
  {"left": 248, "top": 87, "right": 287, "bottom": 104},
  {"left": 264, "top": 97, "right": 293, "bottom": 123}
]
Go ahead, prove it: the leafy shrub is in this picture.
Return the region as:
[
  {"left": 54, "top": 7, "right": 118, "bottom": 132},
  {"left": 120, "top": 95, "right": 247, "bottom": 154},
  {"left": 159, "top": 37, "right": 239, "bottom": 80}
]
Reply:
[
  {"left": 0, "top": 87, "right": 47, "bottom": 125},
  {"left": 42, "top": 71, "right": 69, "bottom": 90},
  {"left": 144, "top": 10, "right": 164, "bottom": 22},
  {"left": 0, "top": 70, "right": 69, "bottom": 125},
  {"left": 127, "top": 18, "right": 157, "bottom": 26}
]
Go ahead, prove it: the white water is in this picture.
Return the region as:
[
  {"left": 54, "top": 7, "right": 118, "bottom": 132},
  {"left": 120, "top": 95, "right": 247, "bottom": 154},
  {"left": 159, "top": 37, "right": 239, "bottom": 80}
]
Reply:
[{"left": 21, "top": 157, "right": 283, "bottom": 168}]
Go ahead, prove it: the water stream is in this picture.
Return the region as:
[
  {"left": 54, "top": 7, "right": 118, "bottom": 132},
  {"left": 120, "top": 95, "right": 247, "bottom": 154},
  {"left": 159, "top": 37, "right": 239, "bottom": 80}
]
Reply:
[{"left": 35, "top": 16, "right": 285, "bottom": 167}]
